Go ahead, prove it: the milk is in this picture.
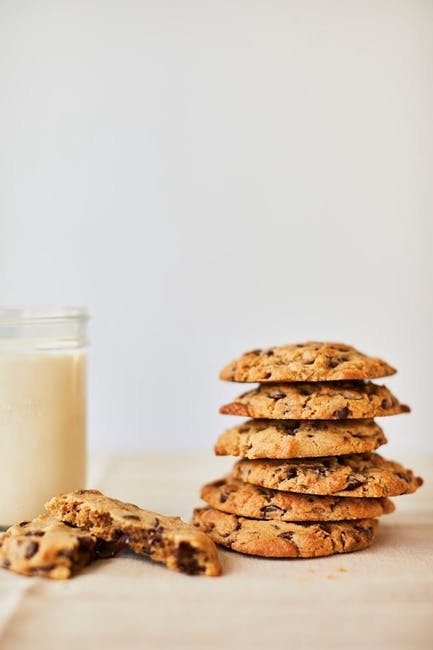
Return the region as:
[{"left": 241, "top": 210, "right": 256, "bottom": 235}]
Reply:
[{"left": 0, "top": 352, "right": 86, "bottom": 526}]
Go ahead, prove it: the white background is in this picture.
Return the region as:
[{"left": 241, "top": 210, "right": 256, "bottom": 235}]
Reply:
[{"left": 0, "top": 0, "right": 432, "bottom": 454}]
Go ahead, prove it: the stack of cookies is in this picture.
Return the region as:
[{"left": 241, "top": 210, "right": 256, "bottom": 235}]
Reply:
[{"left": 193, "top": 342, "right": 423, "bottom": 559}]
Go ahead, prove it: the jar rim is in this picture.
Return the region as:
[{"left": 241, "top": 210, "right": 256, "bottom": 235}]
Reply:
[{"left": 0, "top": 307, "right": 89, "bottom": 324}]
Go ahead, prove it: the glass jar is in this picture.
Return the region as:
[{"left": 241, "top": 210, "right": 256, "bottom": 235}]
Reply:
[{"left": 0, "top": 307, "right": 88, "bottom": 527}]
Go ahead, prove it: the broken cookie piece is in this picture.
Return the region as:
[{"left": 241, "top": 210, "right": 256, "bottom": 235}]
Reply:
[
  {"left": 46, "top": 489, "right": 222, "bottom": 576},
  {"left": 0, "top": 514, "right": 119, "bottom": 579}
]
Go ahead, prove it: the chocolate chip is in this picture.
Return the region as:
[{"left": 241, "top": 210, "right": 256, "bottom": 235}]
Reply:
[
  {"left": 261, "top": 505, "right": 285, "bottom": 516},
  {"left": 143, "top": 519, "right": 164, "bottom": 553},
  {"left": 278, "top": 531, "right": 294, "bottom": 540},
  {"left": 77, "top": 536, "right": 96, "bottom": 553},
  {"left": 280, "top": 422, "right": 299, "bottom": 435},
  {"left": 2, "top": 558, "right": 11, "bottom": 568},
  {"left": 57, "top": 548, "right": 74, "bottom": 559},
  {"left": 257, "top": 486, "right": 275, "bottom": 501},
  {"left": 24, "top": 530, "right": 45, "bottom": 537},
  {"left": 219, "top": 490, "right": 230, "bottom": 504},
  {"left": 339, "top": 531, "right": 348, "bottom": 547},
  {"left": 112, "top": 529, "right": 130, "bottom": 545},
  {"left": 175, "top": 541, "right": 202, "bottom": 575},
  {"left": 318, "top": 523, "right": 332, "bottom": 534},
  {"left": 314, "top": 466, "right": 328, "bottom": 477},
  {"left": 345, "top": 476, "right": 364, "bottom": 491},
  {"left": 364, "top": 525, "right": 374, "bottom": 541},
  {"left": 263, "top": 372, "right": 272, "bottom": 379},
  {"left": 25, "top": 541, "right": 39, "bottom": 559},
  {"left": 18, "top": 521, "right": 30, "bottom": 527},
  {"left": 326, "top": 358, "right": 339, "bottom": 369},
  {"left": 286, "top": 468, "right": 298, "bottom": 479},
  {"left": 381, "top": 399, "right": 390, "bottom": 409},
  {"left": 95, "top": 539, "right": 122, "bottom": 559},
  {"left": 333, "top": 406, "right": 350, "bottom": 419},
  {"left": 354, "top": 524, "right": 367, "bottom": 534},
  {"left": 123, "top": 514, "right": 140, "bottom": 521},
  {"left": 148, "top": 531, "right": 162, "bottom": 547},
  {"left": 268, "top": 392, "right": 286, "bottom": 400},
  {"left": 249, "top": 349, "right": 262, "bottom": 355}
]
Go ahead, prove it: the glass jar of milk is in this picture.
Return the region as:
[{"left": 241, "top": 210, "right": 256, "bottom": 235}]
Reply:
[{"left": 0, "top": 308, "right": 87, "bottom": 527}]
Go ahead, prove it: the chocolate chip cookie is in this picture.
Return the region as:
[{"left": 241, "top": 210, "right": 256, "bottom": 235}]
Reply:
[
  {"left": 201, "top": 477, "right": 395, "bottom": 521},
  {"left": 215, "top": 418, "right": 386, "bottom": 458},
  {"left": 47, "top": 489, "right": 221, "bottom": 576},
  {"left": 220, "top": 341, "right": 396, "bottom": 382},
  {"left": 220, "top": 381, "right": 409, "bottom": 420},
  {"left": 232, "top": 453, "right": 423, "bottom": 497},
  {"left": 192, "top": 507, "right": 378, "bottom": 557},
  {"left": 0, "top": 514, "right": 119, "bottom": 579}
]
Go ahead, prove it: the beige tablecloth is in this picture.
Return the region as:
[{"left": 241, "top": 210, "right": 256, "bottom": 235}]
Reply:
[{"left": 0, "top": 453, "right": 432, "bottom": 650}]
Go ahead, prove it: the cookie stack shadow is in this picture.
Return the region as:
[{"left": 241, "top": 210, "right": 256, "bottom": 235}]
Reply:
[{"left": 193, "top": 342, "right": 423, "bottom": 559}]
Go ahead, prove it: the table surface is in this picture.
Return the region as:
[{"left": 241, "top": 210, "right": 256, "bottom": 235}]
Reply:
[{"left": 0, "top": 452, "right": 432, "bottom": 650}]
